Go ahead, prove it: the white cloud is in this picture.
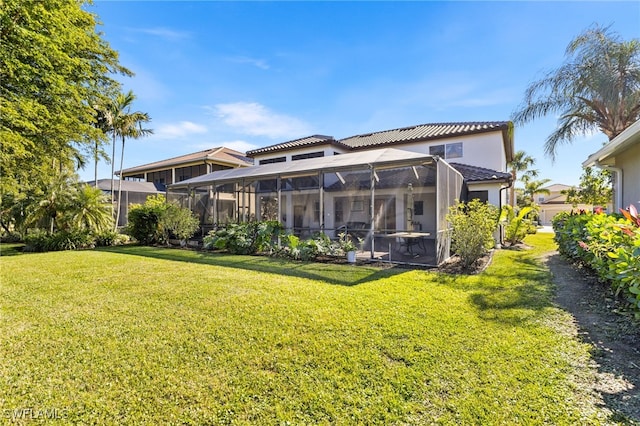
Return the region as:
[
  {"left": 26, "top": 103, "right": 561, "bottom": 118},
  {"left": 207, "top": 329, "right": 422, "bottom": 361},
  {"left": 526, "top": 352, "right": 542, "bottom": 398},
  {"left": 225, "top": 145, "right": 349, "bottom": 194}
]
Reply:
[
  {"left": 155, "top": 121, "right": 208, "bottom": 139},
  {"left": 212, "top": 102, "right": 312, "bottom": 139},
  {"left": 134, "top": 27, "right": 191, "bottom": 41},
  {"left": 228, "top": 56, "right": 270, "bottom": 70}
]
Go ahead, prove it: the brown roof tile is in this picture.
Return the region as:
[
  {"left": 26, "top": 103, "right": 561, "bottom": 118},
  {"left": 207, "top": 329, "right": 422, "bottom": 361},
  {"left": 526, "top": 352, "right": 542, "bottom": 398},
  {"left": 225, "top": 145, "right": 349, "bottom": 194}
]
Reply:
[
  {"left": 246, "top": 122, "right": 514, "bottom": 161},
  {"left": 245, "top": 135, "right": 347, "bottom": 157},
  {"left": 339, "top": 122, "right": 512, "bottom": 149},
  {"left": 449, "top": 162, "right": 512, "bottom": 183}
]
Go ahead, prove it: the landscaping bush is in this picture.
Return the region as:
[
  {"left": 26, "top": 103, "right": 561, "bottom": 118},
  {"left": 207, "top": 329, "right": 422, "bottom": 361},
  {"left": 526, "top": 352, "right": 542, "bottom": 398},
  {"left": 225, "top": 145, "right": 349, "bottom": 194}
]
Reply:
[
  {"left": 93, "top": 230, "right": 129, "bottom": 247},
  {"left": 126, "top": 195, "right": 199, "bottom": 245},
  {"left": 23, "top": 229, "right": 52, "bottom": 252},
  {"left": 203, "top": 221, "right": 283, "bottom": 255},
  {"left": 24, "top": 229, "right": 95, "bottom": 252},
  {"left": 274, "top": 232, "right": 341, "bottom": 261},
  {"left": 447, "top": 199, "right": 499, "bottom": 270},
  {"left": 553, "top": 207, "right": 640, "bottom": 317},
  {"left": 500, "top": 205, "right": 535, "bottom": 246}
]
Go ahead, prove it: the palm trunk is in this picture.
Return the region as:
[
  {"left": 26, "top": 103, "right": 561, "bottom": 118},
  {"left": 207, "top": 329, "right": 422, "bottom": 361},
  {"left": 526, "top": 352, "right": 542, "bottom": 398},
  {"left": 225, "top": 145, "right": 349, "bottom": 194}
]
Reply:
[
  {"left": 110, "top": 132, "right": 116, "bottom": 218},
  {"left": 94, "top": 140, "right": 99, "bottom": 188},
  {"left": 114, "top": 136, "right": 125, "bottom": 230}
]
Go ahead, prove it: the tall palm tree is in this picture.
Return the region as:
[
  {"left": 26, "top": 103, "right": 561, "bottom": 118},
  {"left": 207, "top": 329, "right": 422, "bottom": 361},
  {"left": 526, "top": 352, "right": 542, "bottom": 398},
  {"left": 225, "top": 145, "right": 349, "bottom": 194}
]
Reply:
[
  {"left": 512, "top": 25, "right": 640, "bottom": 159},
  {"left": 507, "top": 150, "right": 536, "bottom": 207},
  {"left": 519, "top": 175, "right": 552, "bottom": 208},
  {"left": 110, "top": 91, "right": 152, "bottom": 229}
]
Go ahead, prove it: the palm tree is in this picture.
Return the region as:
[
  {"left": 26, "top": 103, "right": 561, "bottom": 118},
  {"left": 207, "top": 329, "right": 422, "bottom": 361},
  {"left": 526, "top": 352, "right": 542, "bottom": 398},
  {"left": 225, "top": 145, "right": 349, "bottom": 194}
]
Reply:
[
  {"left": 507, "top": 150, "right": 537, "bottom": 207},
  {"left": 25, "top": 170, "right": 76, "bottom": 234},
  {"left": 66, "top": 184, "right": 113, "bottom": 233},
  {"left": 110, "top": 91, "right": 152, "bottom": 229},
  {"left": 512, "top": 25, "right": 640, "bottom": 159},
  {"left": 519, "top": 175, "right": 551, "bottom": 208}
]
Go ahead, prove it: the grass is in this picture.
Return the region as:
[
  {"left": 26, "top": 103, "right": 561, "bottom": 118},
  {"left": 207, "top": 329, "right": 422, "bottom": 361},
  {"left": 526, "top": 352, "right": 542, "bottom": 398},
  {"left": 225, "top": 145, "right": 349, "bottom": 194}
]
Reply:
[{"left": 0, "top": 234, "right": 611, "bottom": 424}]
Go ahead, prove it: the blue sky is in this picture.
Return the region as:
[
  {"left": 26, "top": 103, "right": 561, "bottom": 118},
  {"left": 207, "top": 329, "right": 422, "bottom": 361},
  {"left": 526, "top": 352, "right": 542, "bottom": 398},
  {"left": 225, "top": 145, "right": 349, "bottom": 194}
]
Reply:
[{"left": 85, "top": 1, "right": 640, "bottom": 187}]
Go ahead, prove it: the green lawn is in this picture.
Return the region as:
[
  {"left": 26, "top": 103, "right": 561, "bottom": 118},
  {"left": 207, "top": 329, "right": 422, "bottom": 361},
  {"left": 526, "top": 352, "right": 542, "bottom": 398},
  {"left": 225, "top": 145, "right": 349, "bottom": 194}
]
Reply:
[{"left": 0, "top": 234, "right": 610, "bottom": 424}]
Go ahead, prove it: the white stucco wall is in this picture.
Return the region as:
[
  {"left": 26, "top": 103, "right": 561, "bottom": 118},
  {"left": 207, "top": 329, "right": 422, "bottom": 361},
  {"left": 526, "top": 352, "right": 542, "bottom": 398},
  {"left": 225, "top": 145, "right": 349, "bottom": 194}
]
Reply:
[{"left": 617, "top": 142, "right": 640, "bottom": 211}]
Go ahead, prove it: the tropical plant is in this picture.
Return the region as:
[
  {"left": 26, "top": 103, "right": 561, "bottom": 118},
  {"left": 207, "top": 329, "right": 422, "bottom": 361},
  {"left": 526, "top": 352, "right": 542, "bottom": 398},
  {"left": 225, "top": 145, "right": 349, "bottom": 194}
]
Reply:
[
  {"left": 203, "top": 221, "right": 283, "bottom": 255},
  {"left": 500, "top": 205, "right": 534, "bottom": 246},
  {"left": 106, "top": 91, "right": 153, "bottom": 229},
  {"left": 446, "top": 199, "right": 499, "bottom": 270},
  {"left": 518, "top": 175, "right": 551, "bottom": 208},
  {"left": 553, "top": 206, "right": 640, "bottom": 317},
  {"left": 512, "top": 25, "right": 640, "bottom": 159},
  {"left": 24, "top": 171, "right": 77, "bottom": 234},
  {"left": 507, "top": 150, "right": 537, "bottom": 207},
  {"left": 66, "top": 185, "right": 113, "bottom": 233}
]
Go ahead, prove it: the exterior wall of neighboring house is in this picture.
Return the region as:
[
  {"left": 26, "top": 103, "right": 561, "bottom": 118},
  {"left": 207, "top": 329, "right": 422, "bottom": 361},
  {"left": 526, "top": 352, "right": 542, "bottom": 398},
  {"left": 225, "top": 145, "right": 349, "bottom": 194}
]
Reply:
[
  {"left": 583, "top": 119, "right": 640, "bottom": 212},
  {"left": 535, "top": 184, "right": 592, "bottom": 226},
  {"left": 88, "top": 179, "right": 164, "bottom": 227},
  {"left": 119, "top": 147, "right": 253, "bottom": 190},
  {"left": 616, "top": 142, "right": 640, "bottom": 210}
]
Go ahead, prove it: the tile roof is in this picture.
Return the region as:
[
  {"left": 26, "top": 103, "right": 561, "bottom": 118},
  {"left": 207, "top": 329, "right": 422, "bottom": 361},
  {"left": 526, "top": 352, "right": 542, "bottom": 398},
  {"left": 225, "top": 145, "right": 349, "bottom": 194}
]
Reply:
[
  {"left": 246, "top": 121, "right": 514, "bottom": 161},
  {"left": 245, "top": 135, "right": 347, "bottom": 157},
  {"left": 449, "top": 162, "right": 512, "bottom": 183},
  {"left": 86, "top": 179, "right": 165, "bottom": 193},
  {"left": 119, "top": 147, "right": 253, "bottom": 175},
  {"left": 339, "top": 121, "right": 512, "bottom": 149}
]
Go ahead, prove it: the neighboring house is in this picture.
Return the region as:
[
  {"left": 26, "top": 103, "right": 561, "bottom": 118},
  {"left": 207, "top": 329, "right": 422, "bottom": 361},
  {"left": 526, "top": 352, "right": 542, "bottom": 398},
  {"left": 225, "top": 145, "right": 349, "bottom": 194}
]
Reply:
[
  {"left": 534, "top": 184, "right": 593, "bottom": 226},
  {"left": 118, "top": 146, "right": 253, "bottom": 190},
  {"left": 88, "top": 179, "right": 164, "bottom": 227},
  {"left": 168, "top": 121, "right": 514, "bottom": 266},
  {"left": 583, "top": 119, "right": 640, "bottom": 212}
]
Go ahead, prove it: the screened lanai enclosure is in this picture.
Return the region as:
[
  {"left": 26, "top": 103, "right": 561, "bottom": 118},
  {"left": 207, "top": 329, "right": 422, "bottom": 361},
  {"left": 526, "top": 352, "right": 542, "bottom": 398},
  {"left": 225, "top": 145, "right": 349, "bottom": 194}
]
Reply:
[{"left": 168, "top": 148, "right": 464, "bottom": 266}]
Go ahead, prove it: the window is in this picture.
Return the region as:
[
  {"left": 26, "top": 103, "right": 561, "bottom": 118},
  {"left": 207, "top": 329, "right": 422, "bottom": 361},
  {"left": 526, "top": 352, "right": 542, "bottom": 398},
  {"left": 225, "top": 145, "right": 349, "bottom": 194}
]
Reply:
[
  {"left": 429, "top": 145, "right": 445, "bottom": 157},
  {"left": 429, "top": 142, "right": 463, "bottom": 159},
  {"left": 292, "top": 151, "right": 324, "bottom": 161},
  {"left": 147, "top": 170, "right": 172, "bottom": 187},
  {"left": 314, "top": 201, "right": 320, "bottom": 222},
  {"left": 445, "top": 142, "right": 463, "bottom": 159},
  {"left": 335, "top": 199, "right": 344, "bottom": 223},
  {"left": 468, "top": 190, "right": 488, "bottom": 203},
  {"left": 259, "top": 156, "right": 286, "bottom": 165},
  {"left": 176, "top": 164, "right": 208, "bottom": 182},
  {"left": 413, "top": 201, "right": 424, "bottom": 216}
]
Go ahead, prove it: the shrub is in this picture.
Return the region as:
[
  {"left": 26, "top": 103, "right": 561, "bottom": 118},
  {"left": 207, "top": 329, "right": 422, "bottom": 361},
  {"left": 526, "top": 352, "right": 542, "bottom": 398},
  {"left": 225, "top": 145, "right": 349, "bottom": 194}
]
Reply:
[
  {"left": 23, "top": 229, "right": 51, "bottom": 252},
  {"left": 162, "top": 204, "right": 200, "bottom": 242},
  {"left": 126, "top": 195, "right": 199, "bottom": 245},
  {"left": 500, "top": 205, "right": 534, "bottom": 246},
  {"left": 553, "top": 206, "right": 640, "bottom": 318},
  {"left": 93, "top": 230, "right": 129, "bottom": 247},
  {"left": 203, "top": 221, "right": 283, "bottom": 255},
  {"left": 447, "top": 199, "right": 499, "bottom": 270},
  {"left": 46, "top": 230, "right": 94, "bottom": 251},
  {"left": 24, "top": 229, "right": 95, "bottom": 252}
]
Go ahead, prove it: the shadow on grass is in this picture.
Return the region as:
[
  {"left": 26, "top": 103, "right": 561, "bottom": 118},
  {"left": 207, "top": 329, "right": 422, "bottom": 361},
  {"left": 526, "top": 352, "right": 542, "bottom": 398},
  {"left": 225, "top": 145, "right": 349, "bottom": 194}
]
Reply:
[
  {"left": 98, "top": 245, "right": 407, "bottom": 287},
  {"left": 441, "top": 250, "right": 556, "bottom": 325},
  {"left": 0, "top": 243, "right": 25, "bottom": 257}
]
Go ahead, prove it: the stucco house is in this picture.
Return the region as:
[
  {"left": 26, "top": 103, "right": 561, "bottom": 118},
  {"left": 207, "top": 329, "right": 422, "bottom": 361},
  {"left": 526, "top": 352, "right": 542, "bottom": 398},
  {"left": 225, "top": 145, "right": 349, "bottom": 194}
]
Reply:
[
  {"left": 168, "top": 121, "right": 514, "bottom": 266},
  {"left": 534, "top": 184, "right": 593, "bottom": 226},
  {"left": 583, "top": 119, "right": 640, "bottom": 212}
]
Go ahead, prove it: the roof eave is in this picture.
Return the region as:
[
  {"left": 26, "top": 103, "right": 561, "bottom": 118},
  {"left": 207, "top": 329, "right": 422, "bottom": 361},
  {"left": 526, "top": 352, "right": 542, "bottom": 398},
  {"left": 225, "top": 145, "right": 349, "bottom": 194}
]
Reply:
[{"left": 582, "top": 119, "right": 640, "bottom": 167}]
